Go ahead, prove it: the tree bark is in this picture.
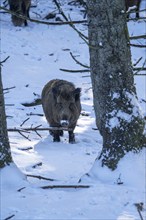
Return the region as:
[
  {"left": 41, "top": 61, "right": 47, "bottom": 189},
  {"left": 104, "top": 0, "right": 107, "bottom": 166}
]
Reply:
[
  {"left": 87, "top": 0, "right": 146, "bottom": 170},
  {"left": 0, "top": 66, "right": 13, "bottom": 168}
]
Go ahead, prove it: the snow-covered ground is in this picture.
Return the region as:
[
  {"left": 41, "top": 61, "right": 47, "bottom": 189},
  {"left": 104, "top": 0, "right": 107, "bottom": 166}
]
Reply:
[{"left": 1, "top": 0, "right": 146, "bottom": 219}]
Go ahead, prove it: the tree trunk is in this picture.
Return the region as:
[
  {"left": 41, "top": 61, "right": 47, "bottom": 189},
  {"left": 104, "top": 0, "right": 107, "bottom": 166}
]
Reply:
[
  {"left": 87, "top": 0, "right": 146, "bottom": 170},
  {"left": 0, "top": 66, "right": 13, "bottom": 168}
]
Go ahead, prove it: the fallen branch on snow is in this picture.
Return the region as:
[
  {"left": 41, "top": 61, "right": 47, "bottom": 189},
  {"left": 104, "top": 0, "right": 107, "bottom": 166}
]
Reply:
[
  {"left": 3, "top": 214, "right": 15, "bottom": 220},
  {"left": 7, "top": 125, "right": 73, "bottom": 141},
  {"left": 8, "top": 126, "right": 73, "bottom": 132},
  {"left": 41, "top": 185, "right": 90, "bottom": 189},
  {"left": 21, "top": 98, "right": 41, "bottom": 107},
  {"left": 27, "top": 174, "right": 57, "bottom": 181}
]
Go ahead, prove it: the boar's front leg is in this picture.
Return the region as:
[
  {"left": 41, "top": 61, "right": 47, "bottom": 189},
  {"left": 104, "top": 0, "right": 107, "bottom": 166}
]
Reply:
[
  {"left": 53, "top": 130, "right": 61, "bottom": 142},
  {"left": 50, "top": 124, "right": 61, "bottom": 142},
  {"left": 69, "top": 130, "right": 75, "bottom": 143}
]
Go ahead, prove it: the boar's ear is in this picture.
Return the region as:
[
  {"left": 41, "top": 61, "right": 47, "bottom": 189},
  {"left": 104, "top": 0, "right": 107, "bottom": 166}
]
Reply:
[
  {"left": 52, "top": 87, "right": 59, "bottom": 97},
  {"left": 73, "top": 88, "right": 81, "bottom": 101}
]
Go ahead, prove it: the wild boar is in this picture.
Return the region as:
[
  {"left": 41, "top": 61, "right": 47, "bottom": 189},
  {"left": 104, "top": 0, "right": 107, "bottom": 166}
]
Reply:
[
  {"left": 8, "top": 0, "right": 31, "bottom": 26},
  {"left": 41, "top": 79, "right": 81, "bottom": 143},
  {"left": 125, "top": 0, "right": 141, "bottom": 18}
]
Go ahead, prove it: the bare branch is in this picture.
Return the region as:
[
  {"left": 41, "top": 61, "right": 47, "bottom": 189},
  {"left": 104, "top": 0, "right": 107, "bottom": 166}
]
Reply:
[
  {"left": 3, "top": 214, "right": 15, "bottom": 220},
  {"left": 32, "top": 162, "right": 42, "bottom": 168},
  {"left": 20, "top": 117, "right": 30, "bottom": 127},
  {"left": 34, "top": 129, "right": 42, "bottom": 138},
  {"left": 134, "top": 74, "right": 146, "bottom": 76},
  {"left": 41, "top": 185, "right": 90, "bottom": 189},
  {"left": 27, "top": 174, "right": 57, "bottom": 181},
  {"left": 128, "top": 17, "right": 146, "bottom": 20},
  {"left": 3, "top": 86, "right": 16, "bottom": 91},
  {"left": 60, "top": 68, "right": 90, "bottom": 73},
  {"left": 130, "top": 43, "right": 146, "bottom": 48},
  {"left": 53, "top": 0, "right": 89, "bottom": 45},
  {"left": 18, "top": 146, "right": 33, "bottom": 151},
  {"left": 134, "top": 59, "right": 146, "bottom": 75},
  {"left": 70, "top": 52, "right": 89, "bottom": 68},
  {"left": 134, "top": 203, "right": 144, "bottom": 220},
  {"left": 21, "top": 98, "right": 41, "bottom": 107},
  {"left": 130, "top": 35, "right": 146, "bottom": 40},
  {"left": 134, "top": 67, "right": 146, "bottom": 71},
  {"left": 0, "top": 56, "right": 10, "bottom": 66},
  {"left": 0, "top": 6, "right": 87, "bottom": 26},
  {"left": 17, "top": 187, "right": 26, "bottom": 192},
  {"left": 26, "top": 113, "right": 44, "bottom": 116},
  {"left": 133, "top": 57, "right": 142, "bottom": 66},
  {"left": 18, "top": 131, "right": 31, "bottom": 141},
  {"left": 8, "top": 126, "right": 73, "bottom": 132}
]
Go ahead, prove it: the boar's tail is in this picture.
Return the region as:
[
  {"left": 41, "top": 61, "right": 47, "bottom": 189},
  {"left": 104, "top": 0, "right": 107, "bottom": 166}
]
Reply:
[{"left": 21, "top": 98, "right": 42, "bottom": 107}]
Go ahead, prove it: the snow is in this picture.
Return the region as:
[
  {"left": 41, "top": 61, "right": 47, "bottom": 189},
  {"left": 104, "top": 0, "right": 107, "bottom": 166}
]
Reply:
[
  {"left": 106, "top": 90, "right": 145, "bottom": 131},
  {"left": 127, "top": 6, "right": 137, "bottom": 13},
  {"left": 1, "top": 0, "right": 146, "bottom": 219}
]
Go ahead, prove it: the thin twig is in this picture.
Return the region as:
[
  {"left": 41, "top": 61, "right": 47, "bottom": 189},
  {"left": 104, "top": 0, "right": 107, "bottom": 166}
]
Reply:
[
  {"left": 32, "top": 162, "right": 42, "bottom": 169},
  {"left": 20, "top": 117, "right": 30, "bottom": 127},
  {"left": 134, "top": 60, "right": 146, "bottom": 75},
  {"left": 17, "top": 187, "right": 26, "bottom": 192},
  {"left": 133, "top": 57, "right": 142, "bottom": 66},
  {"left": 70, "top": 52, "right": 89, "bottom": 68},
  {"left": 34, "top": 124, "right": 42, "bottom": 129},
  {"left": 0, "top": 56, "right": 10, "bottom": 65},
  {"left": 18, "top": 131, "right": 31, "bottom": 141},
  {"left": 35, "top": 130, "right": 42, "bottom": 138}
]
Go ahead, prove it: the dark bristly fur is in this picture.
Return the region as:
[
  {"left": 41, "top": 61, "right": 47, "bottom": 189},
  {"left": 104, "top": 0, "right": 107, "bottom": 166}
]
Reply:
[
  {"left": 8, "top": 0, "right": 31, "bottom": 26},
  {"left": 41, "top": 79, "right": 81, "bottom": 143}
]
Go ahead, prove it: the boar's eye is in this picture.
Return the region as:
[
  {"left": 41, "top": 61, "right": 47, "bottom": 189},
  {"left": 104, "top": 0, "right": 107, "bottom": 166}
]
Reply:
[
  {"left": 57, "top": 103, "right": 63, "bottom": 109},
  {"left": 69, "top": 103, "right": 75, "bottom": 111}
]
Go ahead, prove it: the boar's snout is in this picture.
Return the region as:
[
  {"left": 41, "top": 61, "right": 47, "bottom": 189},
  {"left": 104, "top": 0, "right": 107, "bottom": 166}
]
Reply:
[
  {"left": 60, "top": 120, "right": 69, "bottom": 127},
  {"left": 59, "top": 104, "right": 79, "bottom": 127}
]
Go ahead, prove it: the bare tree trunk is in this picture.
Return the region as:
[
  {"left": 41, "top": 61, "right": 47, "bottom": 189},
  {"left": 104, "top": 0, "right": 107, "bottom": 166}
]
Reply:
[
  {"left": 0, "top": 66, "right": 13, "bottom": 168},
  {"left": 87, "top": 0, "right": 146, "bottom": 170}
]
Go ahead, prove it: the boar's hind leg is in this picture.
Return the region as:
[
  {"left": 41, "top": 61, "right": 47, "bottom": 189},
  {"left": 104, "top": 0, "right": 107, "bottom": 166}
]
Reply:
[{"left": 69, "top": 131, "right": 75, "bottom": 143}]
